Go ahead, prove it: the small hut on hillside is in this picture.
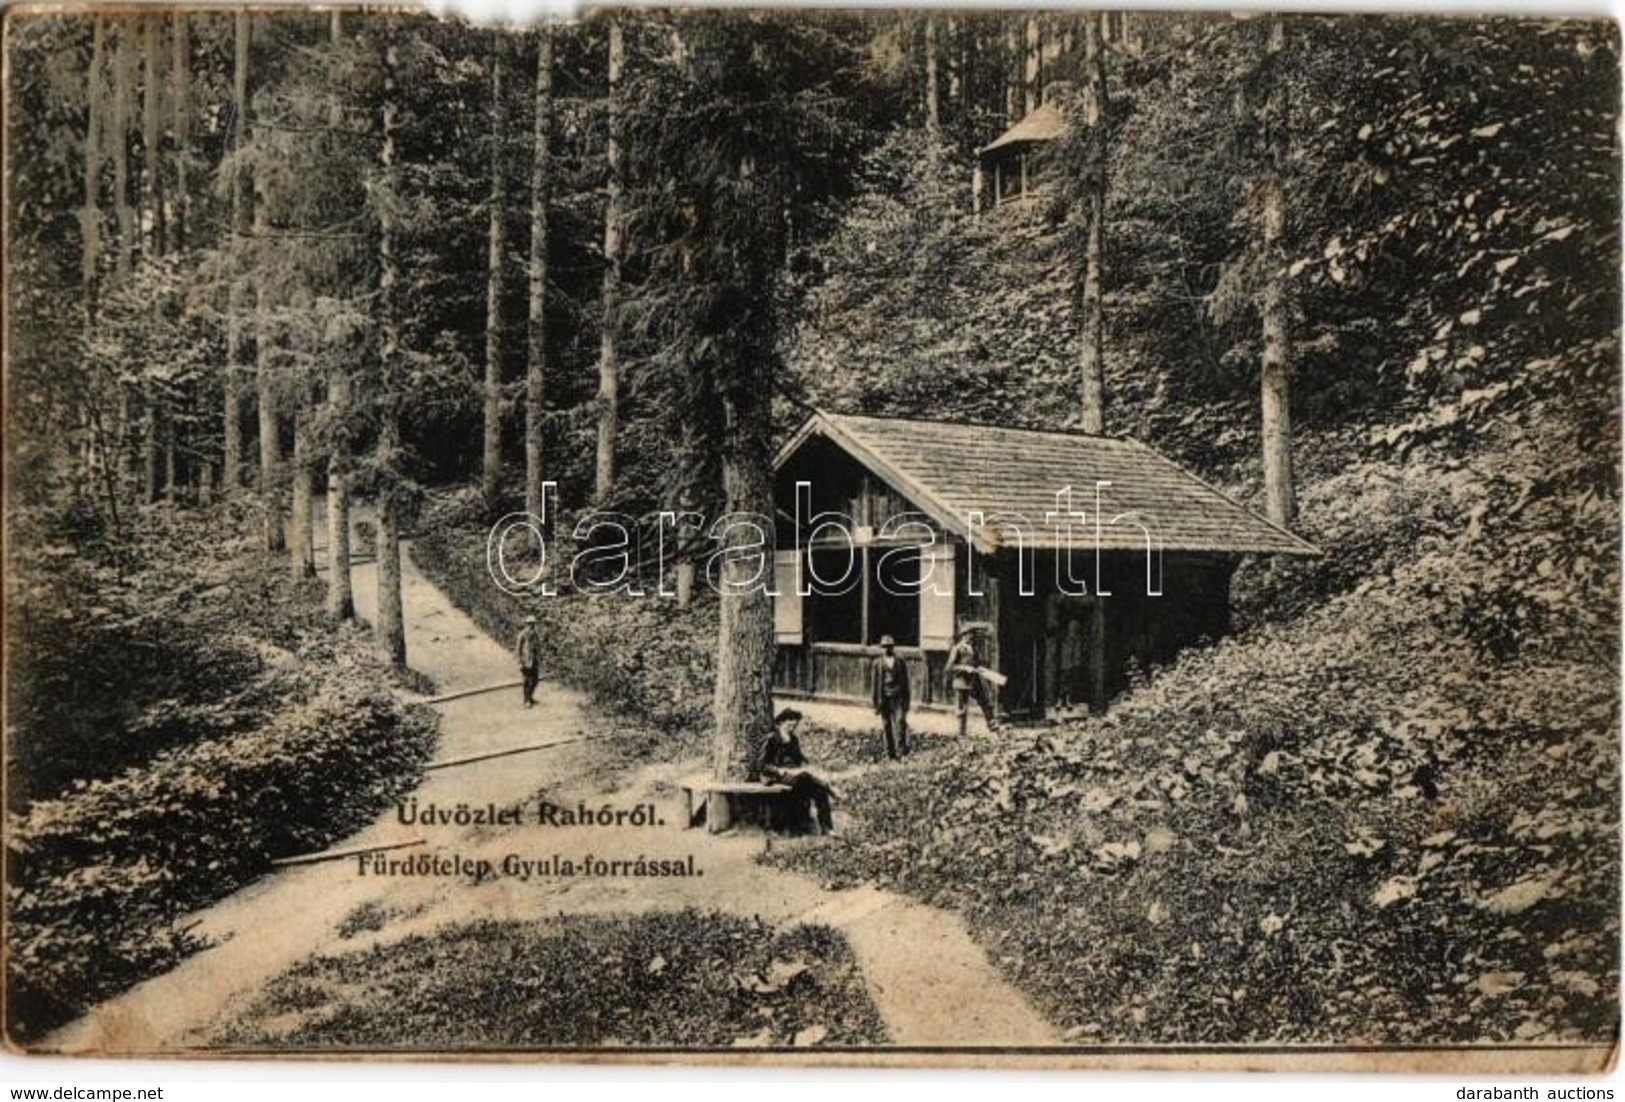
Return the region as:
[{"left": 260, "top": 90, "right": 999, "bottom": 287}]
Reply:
[
  {"left": 771, "top": 412, "right": 1318, "bottom": 718},
  {"left": 974, "top": 101, "right": 1066, "bottom": 212}
]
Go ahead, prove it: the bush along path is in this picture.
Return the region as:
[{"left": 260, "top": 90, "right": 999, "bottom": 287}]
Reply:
[
  {"left": 5, "top": 504, "right": 438, "bottom": 1044},
  {"left": 44, "top": 538, "right": 1057, "bottom": 1053},
  {"left": 214, "top": 911, "right": 891, "bottom": 1049}
]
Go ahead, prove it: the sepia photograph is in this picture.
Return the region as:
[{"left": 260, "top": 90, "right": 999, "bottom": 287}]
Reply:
[{"left": 1, "top": 0, "right": 1619, "bottom": 1072}]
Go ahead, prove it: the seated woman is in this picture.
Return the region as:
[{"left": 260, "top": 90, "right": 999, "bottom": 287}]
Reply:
[{"left": 756, "top": 708, "right": 838, "bottom": 835}]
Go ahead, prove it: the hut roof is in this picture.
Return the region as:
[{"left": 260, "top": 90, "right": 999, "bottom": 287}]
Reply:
[
  {"left": 775, "top": 412, "right": 1320, "bottom": 557},
  {"left": 978, "top": 102, "right": 1067, "bottom": 157}
]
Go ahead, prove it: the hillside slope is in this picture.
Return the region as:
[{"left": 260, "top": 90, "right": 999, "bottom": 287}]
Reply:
[
  {"left": 768, "top": 19, "right": 1619, "bottom": 1042},
  {"left": 767, "top": 421, "right": 1619, "bottom": 1041}
]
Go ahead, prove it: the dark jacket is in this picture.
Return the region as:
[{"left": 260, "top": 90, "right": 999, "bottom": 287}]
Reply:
[
  {"left": 516, "top": 626, "right": 541, "bottom": 670},
  {"left": 870, "top": 652, "right": 911, "bottom": 713},
  {"left": 758, "top": 731, "right": 808, "bottom": 778}
]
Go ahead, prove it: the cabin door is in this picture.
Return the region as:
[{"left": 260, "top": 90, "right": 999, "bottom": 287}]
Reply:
[
  {"left": 998, "top": 585, "right": 1045, "bottom": 717},
  {"left": 1044, "top": 595, "right": 1104, "bottom": 714}
]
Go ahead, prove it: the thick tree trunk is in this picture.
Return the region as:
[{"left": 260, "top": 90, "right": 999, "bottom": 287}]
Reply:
[
  {"left": 376, "top": 480, "right": 407, "bottom": 669},
  {"left": 290, "top": 398, "right": 316, "bottom": 580},
  {"left": 143, "top": 402, "right": 161, "bottom": 503},
  {"left": 163, "top": 417, "right": 177, "bottom": 508},
  {"left": 255, "top": 187, "right": 283, "bottom": 551},
  {"left": 711, "top": 382, "right": 776, "bottom": 782},
  {"left": 326, "top": 367, "right": 354, "bottom": 620},
  {"left": 482, "top": 40, "right": 507, "bottom": 513},
  {"left": 170, "top": 12, "right": 188, "bottom": 251},
  {"left": 1079, "top": 13, "right": 1107, "bottom": 435},
  {"left": 1004, "top": 19, "right": 1020, "bottom": 123},
  {"left": 141, "top": 16, "right": 165, "bottom": 262},
  {"left": 595, "top": 19, "right": 624, "bottom": 503},
  {"left": 82, "top": 19, "right": 105, "bottom": 496},
  {"left": 1260, "top": 18, "right": 1296, "bottom": 529},
  {"left": 117, "top": 388, "right": 136, "bottom": 496},
  {"left": 141, "top": 410, "right": 163, "bottom": 504},
  {"left": 1261, "top": 197, "right": 1295, "bottom": 528},
  {"left": 675, "top": 480, "right": 696, "bottom": 610},
  {"left": 111, "top": 24, "right": 133, "bottom": 281},
  {"left": 924, "top": 17, "right": 940, "bottom": 138},
  {"left": 164, "top": 16, "right": 193, "bottom": 507},
  {"left": 374, "top": 42, "right": 407, "bottom": 669},
  {"left": 325, "top": 9, "right": 354, "bottom": 621},
  {"left": 526, "top": 26, "right": 553, "bottom": 521},
  {"left": 140, "top": 16, "right": 165, "bottom": 505},
  {"left": 223, "top": 326, "right": 245, "bottom": 499},
  {"left": 82, "top": 19, "right": 103, "bottom": 308},
  {"left": 197, "top": 385, "right": 215, "bottom": 506},
  {"left": 223, "top": 11, "right": 250, "bottom": 493},
  {"left": 1079, "top": 220, "right": 1105, "bottom": 434},
  {"left": 1024, "top": 15, "right": 1041, "bottom": 114}
]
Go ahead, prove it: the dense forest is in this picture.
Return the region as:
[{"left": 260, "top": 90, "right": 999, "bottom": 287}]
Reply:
[{"left": 4, "top": 8, "right": 1619, "bottom": 1047}]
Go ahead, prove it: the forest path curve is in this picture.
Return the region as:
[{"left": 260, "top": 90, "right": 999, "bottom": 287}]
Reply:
[{"left": 45, "top": 540, "right": 1055, "bottom": 1052}]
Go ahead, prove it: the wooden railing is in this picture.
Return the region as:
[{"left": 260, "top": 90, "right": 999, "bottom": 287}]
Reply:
[{"left": 774, "top": 642, "right": 949, "bottom": 707}]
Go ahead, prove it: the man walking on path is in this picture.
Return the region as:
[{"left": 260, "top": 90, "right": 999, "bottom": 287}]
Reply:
[
  {"left": 945, "top": 626, "right": 1001, "bottom": 739},
  {"left": 516, "top": 614, "right": 542, "bottom": 708},
  {"left": 871, "top": 634, "right": 911, "bottom": 759}
]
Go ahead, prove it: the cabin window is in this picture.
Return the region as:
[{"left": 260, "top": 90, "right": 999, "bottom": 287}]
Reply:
[
  {"left": 869, "top": 547, "right": 921, "bottom": 647},
  {"left": 801, "top": 544, "right": 922, "bottom": 647},
  {"left": 804, "top": 547, "right": 864, "bottom": 644},
  {"left": 993, "top": 153, "right": 1032, "bottom": 206}
]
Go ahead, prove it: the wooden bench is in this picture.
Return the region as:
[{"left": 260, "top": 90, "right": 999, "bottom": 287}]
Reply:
[{"left": 678, "top": 774, "right": 799, "bottom": 834}]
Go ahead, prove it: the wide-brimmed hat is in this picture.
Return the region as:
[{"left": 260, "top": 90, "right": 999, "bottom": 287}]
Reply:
[
  {"left": 878, "top": 634, "right": 896, "bottom": 647},
  {"left": 524, "top": 614, "right": 538, "bottom": 624}
]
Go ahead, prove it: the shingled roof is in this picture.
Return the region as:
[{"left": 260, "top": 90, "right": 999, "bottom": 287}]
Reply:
[
  {"left": 978, "top": 101, "right": 1067, "bottom": 156},
  {"left": 776, "top": 412, "right": 1319, "bottom": 557}
]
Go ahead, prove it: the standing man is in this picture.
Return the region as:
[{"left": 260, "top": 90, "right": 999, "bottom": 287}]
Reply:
[
  {"left": 945, "top": 626, "right": 1001, "bottom": 738},
  {"left": 871, "top": 634, "right": 911, "bottom": 759},
  {"left": 516, "top": 614, "right": 542, "bottom": 709}
]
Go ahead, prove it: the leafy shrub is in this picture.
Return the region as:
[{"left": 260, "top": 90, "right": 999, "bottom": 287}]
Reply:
[
  {"left": 415, "top": 485, "right": 490, "bottom": 534},
  {"left": 4, "top": 502, "right": 440, "bottom": 1042},
  {"left": 7, "top": 503, "right": 250, "bottom": 806},
  {"left": 768, "top": 511, "right": 1620, "bottom": 1043},
  {"left": 216, "top": 909, "right": 886, "bottom": 1048},
  {"left": 5, "top": 648, "right": 436, "bottom": 1041}
]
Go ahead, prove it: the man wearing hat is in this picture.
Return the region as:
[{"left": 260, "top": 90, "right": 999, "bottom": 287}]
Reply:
[
  {"left": 945, "top": 625, "right": 1000, "bottom": 739},
  {"left": 515, "top": 614, "right": 543, "bottom": 708},
  {"left": 756, "top": 708, "right": 838, "bottom": 834},
  {"left": 870, "top": 635, "right": 911, "bottom": 759}
]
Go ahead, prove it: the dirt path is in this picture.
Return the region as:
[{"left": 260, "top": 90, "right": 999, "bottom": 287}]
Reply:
[{"left": 45, "top": 543, "right": 1055, "bottom": 1053}]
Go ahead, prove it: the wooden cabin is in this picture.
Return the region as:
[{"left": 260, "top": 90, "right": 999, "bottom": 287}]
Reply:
[
  {"left": 771, "top": 412, "right": 1318, "bottom": 718},
  {"left": 974, "top": 101, "right": 1065, "bottom": 213}
]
